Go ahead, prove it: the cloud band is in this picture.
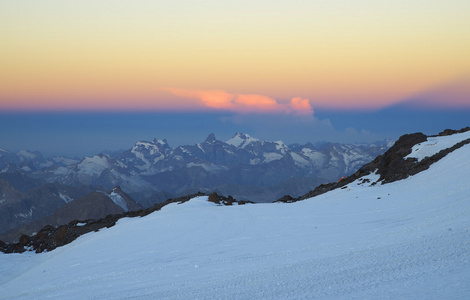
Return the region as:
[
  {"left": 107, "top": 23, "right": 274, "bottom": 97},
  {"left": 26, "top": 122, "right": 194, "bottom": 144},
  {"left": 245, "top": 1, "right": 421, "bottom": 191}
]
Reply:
[{"left": 157, "top": 87, "right": 314, "bottom": 116}]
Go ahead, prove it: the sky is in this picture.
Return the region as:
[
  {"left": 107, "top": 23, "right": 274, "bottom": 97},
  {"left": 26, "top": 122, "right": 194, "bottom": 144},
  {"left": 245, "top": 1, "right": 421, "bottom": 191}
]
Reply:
[{"left": 1, "top": 1, "right": 469, "bottom": 156}]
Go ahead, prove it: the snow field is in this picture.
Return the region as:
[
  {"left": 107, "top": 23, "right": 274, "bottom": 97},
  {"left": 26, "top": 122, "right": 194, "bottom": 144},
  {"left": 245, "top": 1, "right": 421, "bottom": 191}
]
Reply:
[
  {"left": 1, "top": 144, "right": 470, "bottom": 299},
  {"left": 406, "top": 130, "right": 470, "bottom": 162}
]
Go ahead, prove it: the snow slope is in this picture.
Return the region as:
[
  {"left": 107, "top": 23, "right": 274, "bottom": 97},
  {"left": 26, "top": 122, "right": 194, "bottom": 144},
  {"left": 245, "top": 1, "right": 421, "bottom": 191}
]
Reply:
[
  {"left": 406, "top": 130, "right": 470, "bottom": 162},
  {"left": 1, "top": 144, "right": 470, "bottom": 299}
]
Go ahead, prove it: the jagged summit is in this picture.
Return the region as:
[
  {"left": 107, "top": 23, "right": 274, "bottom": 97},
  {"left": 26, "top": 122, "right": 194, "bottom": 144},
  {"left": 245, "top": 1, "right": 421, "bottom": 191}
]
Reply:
[
  {"left": 226, "top": 132, "right": 260, "bottom": 148},
  {"left": 107, "top": 185, "right": 141, "bottom": 212},
  {"left": 132, "top": 139, "right": 171, "bottom": 153},
  {"left": 204, "top": 133, "right": 217, "bottom": 143}
]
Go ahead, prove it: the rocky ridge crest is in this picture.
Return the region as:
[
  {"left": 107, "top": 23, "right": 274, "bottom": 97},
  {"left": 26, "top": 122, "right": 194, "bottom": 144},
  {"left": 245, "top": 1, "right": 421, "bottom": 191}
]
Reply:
[{"left": 277, "top": 127, "right": 470, "bottom": 202}]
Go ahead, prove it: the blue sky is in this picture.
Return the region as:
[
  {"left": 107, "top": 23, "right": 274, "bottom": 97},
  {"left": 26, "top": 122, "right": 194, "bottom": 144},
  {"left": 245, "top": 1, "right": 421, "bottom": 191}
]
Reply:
[{"left": 1, "top": 108, "right": 468, "bottom": 157}]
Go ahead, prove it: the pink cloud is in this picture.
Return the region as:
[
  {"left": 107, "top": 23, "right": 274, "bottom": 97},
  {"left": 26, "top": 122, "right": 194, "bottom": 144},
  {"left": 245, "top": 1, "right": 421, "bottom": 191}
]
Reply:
[
  {"left": 234, "top": 94, "right": 281, "bottom": 113},
  {"left": 157, "top": 87, "right": 314, "bottom": 116},
  {"left": 196, "top": 90, "right": 235, "bottom": 110},
  {"left": 157, "top": 87, "right": 235, "bottom": 110},
  {"left": 289, "top": 97, "right": 314, "bottom": 115}
]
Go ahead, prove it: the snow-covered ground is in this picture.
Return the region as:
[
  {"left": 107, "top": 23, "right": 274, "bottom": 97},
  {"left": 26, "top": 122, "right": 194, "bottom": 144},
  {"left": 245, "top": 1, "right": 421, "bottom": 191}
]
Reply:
[
  {"left": 406, "top": 130, "right": 470, "bottom": 161},
  {"left": 1, "top": 142, "right": 470, "bottom": 299}
]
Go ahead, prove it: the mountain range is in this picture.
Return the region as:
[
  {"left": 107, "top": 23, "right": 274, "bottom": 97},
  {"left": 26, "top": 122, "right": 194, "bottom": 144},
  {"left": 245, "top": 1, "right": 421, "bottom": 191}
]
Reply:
[
  {"left": 1, "top": 132, "right": 392, "bottom": 199},
  {"left": 1, "top": 127, "right": 469, "bottom": 299},
  {"left": 0, "top": 133, "right": 392, "bottom": 241}
]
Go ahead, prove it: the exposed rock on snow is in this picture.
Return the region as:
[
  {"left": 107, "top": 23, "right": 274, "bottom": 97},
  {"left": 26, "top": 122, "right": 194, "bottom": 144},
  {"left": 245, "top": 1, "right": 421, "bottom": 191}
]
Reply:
[
  {"left": 279, "top": 128, "right": 470, "bottom": 202},
  {"left": 406, "top": 129, "right": 470, "bottom": 162}
]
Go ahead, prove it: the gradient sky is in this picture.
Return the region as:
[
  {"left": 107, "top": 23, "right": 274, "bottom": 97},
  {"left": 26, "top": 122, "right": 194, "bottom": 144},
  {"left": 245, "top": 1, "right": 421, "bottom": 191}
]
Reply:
[{"left": 1, "top": 1, "right": 469, "bottom": 156}]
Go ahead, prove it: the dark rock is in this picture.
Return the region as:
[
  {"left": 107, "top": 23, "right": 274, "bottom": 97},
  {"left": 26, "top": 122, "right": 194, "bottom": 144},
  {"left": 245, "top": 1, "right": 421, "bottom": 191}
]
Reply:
[
  {"left": 208, "top": 192, "right": 220, "bottom": 204},
  {"left": 205, "top": 133, "right": 217, "bottom": 143},
  {"left": 275, "top": 195, "right": 295, "bottom": 203},
  {"left": 373, "top": 132, "right": 427, "bottom": 183},
  {"left": 288, "top": 128, "right": 470, "bottom": 203},
  {"left": 207, "top": 192, "right": 251, "bottom": 206},
  {"left": 434, "top": 127, "right": 470, "bottom": 137},
  {"left": 18, "top": 233, "right": 30, "bottom": 246}
]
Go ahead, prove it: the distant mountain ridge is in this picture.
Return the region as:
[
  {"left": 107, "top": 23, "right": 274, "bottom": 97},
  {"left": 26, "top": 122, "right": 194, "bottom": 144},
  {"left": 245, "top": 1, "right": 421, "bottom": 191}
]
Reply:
[
  {"left": 0, "top": 133, "right": 392, "bottom": 240},
  {"left": 0, "top": 133, "right": 392, "bottom": 201}
]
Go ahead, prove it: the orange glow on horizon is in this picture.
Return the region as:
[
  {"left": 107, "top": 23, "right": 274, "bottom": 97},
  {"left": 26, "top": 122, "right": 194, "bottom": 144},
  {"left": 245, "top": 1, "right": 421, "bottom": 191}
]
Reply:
[{"left": 1, "top": 1, "right": 469, "bottom": 112}]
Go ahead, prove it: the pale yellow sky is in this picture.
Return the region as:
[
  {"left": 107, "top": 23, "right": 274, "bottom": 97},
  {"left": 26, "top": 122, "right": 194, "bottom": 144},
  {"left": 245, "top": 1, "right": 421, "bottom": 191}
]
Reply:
[{"left": 1, "top": 0, "right": 469, "bottom": 111}]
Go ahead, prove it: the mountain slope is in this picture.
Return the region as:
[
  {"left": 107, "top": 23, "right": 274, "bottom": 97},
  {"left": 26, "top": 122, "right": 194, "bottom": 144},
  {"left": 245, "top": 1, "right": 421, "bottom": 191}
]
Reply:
[
  {"left": 0, "top": 187, "right": 141, "bottom": 243},
  {"left": 0, "top": 182, "right": 96, "bottom": 236},
  {"left": 1, "top": 130, "right": 469, "bottom": 299}
]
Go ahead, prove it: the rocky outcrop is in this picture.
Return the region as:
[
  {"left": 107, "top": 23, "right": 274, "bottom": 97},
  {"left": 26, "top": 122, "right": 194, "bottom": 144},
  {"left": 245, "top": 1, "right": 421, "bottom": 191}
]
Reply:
[
  {"left": 278, "top": 128, "right": 470, "bottom": 203},
  {"left": 433, "top": 127, "right": 470, "bottom": 137},
  {"left": 207, "top": 192, "right": 253, "bottom": 205}
]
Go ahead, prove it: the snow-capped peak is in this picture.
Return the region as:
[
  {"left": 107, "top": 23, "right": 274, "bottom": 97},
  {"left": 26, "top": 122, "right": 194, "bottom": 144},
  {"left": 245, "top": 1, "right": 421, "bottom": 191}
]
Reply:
[
  {"left": 152, "top": 138, "right": 169, "bottom": 146},
  {"left": 76, "top": 154, "right": 111, "bottom": 175},
  {"left": 134, "top": 141, "right": 160, "bottom": 151},
  {"left": 16, "top": 150, "right": 37, "bottom": 160},
  {"left": 132, "top": 139, "right": 171, "bottom": 157},
  {"left": 226, "top": 133, "right": 260, "bottom": 148}
]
